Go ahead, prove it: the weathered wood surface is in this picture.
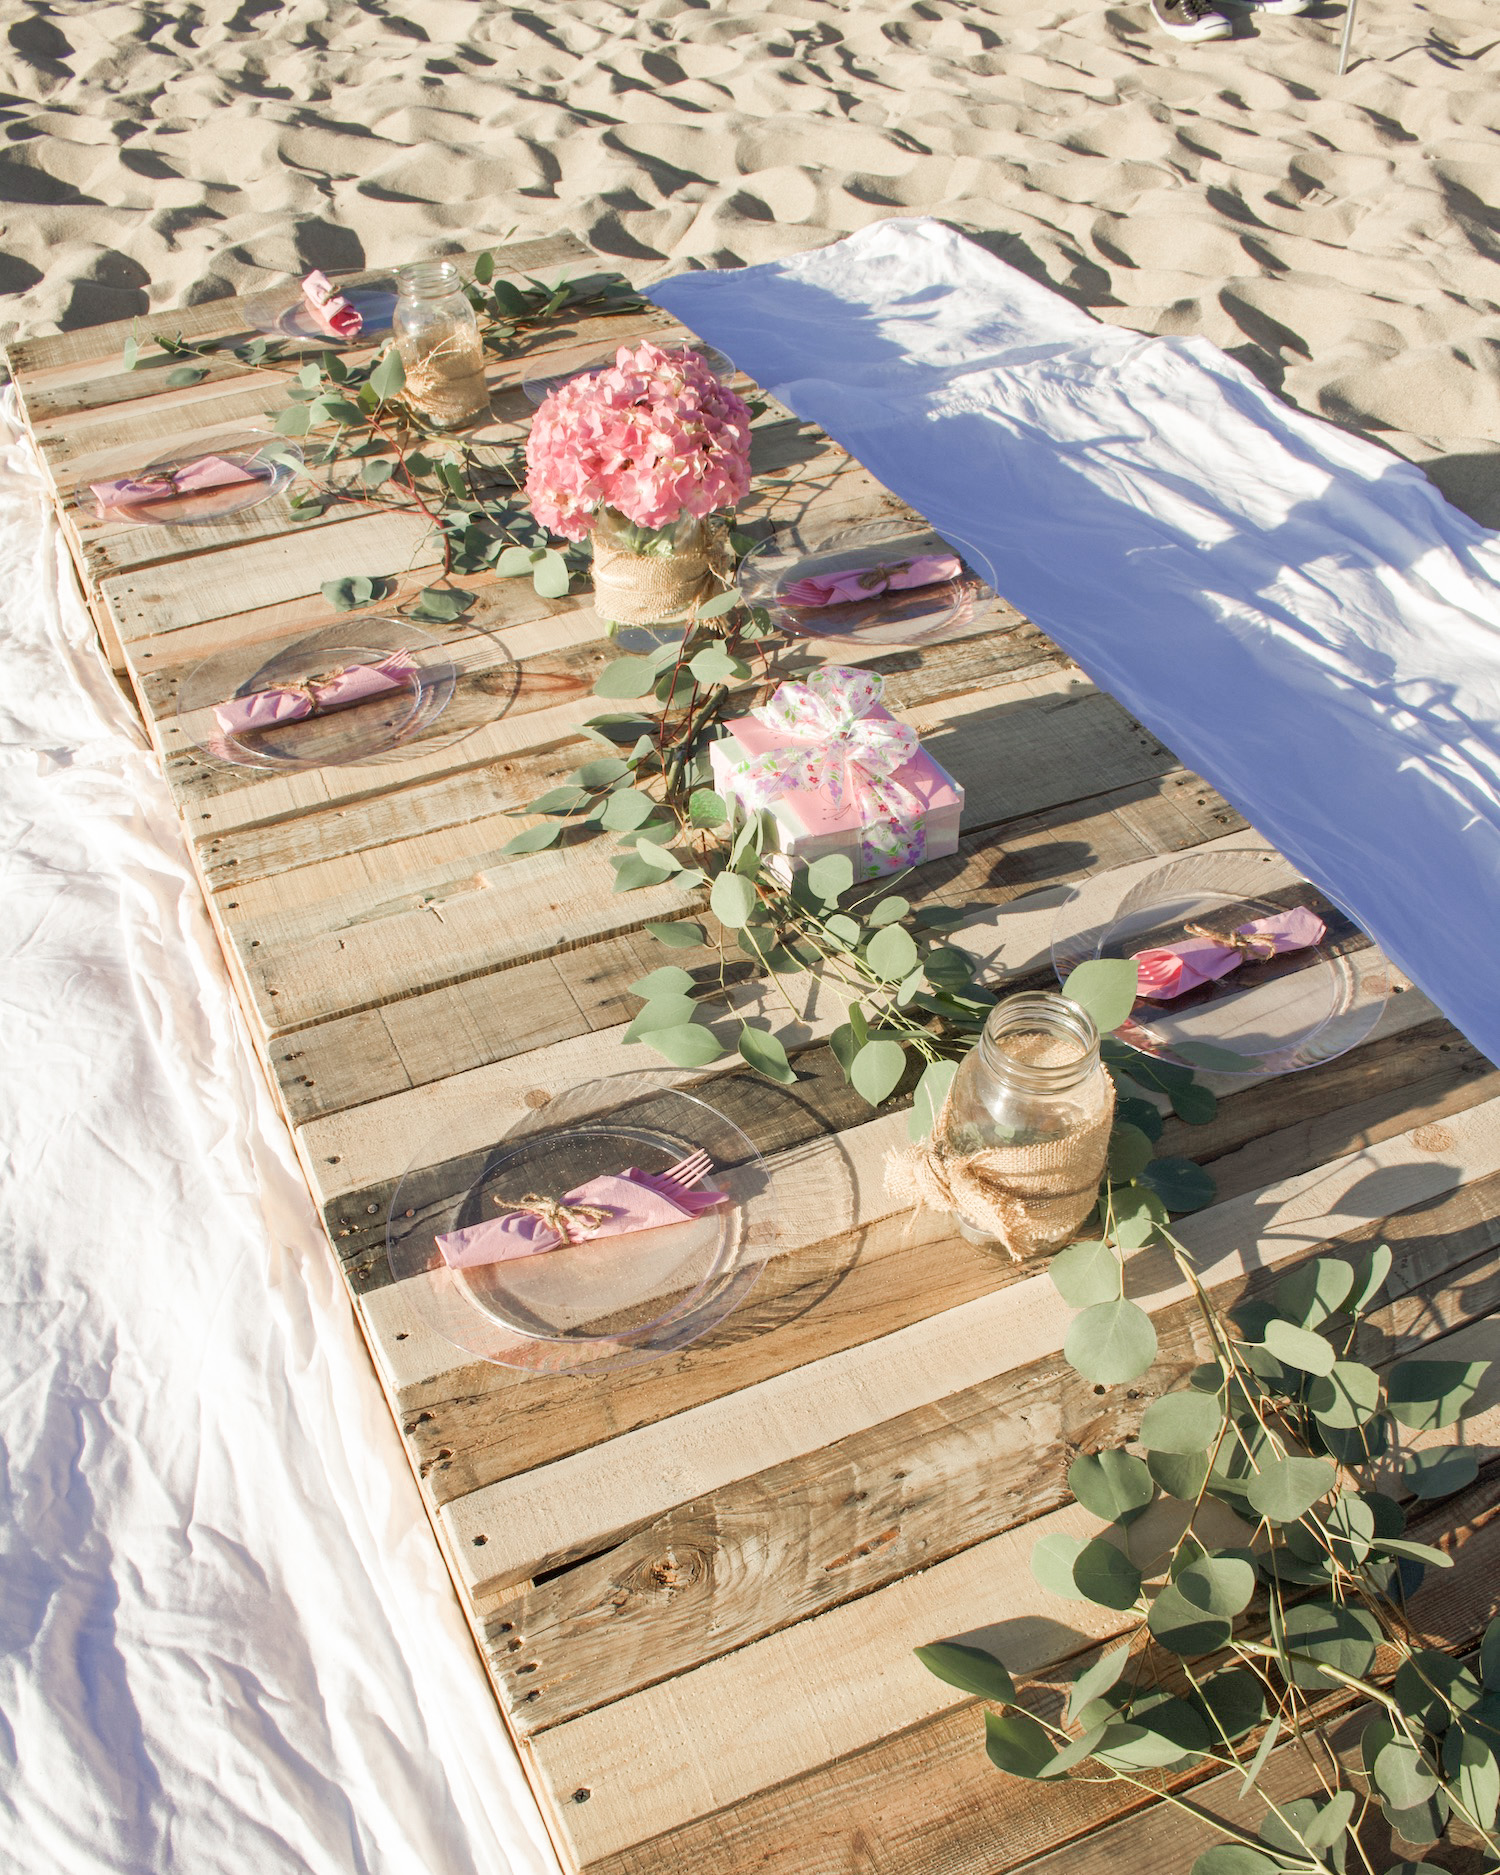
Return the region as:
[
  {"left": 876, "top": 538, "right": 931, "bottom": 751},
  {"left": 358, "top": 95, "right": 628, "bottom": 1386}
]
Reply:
[{"left": 10, "top": 233, "right": 1498, "bottom": 1875}]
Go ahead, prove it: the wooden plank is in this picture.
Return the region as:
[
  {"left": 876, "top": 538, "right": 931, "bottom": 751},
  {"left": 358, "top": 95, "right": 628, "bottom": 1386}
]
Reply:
[
  {"left": 583, "top": 1477, "right": 1500, "bottom": 1875},
  {"left": 271, "top": 769, "right": 1240, "bottom": 1127},
  {"left": 493, "top": 1131, "right": 1500, "bottom": 1734},
  {"left": 3, "top": 234, "right": 590, "bottom": 381},
  {"left": 436, "top": 1091, "right": 1500, "bottom": 1597},
  {"left": 337, "top": 981, "right": 1446, "bottom": 1509}
]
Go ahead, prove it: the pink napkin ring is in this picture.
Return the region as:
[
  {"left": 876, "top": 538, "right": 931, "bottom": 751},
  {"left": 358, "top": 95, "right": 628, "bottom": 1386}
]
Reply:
[
  {"left": 301, "top": 269, "right": 362, "bottom": 340},
  {"left": 781, "top": 553, "right": 961, "bottom": 609},
  {"left": 1133, "top": 906, "right": 1326, "bottom": 1002}
]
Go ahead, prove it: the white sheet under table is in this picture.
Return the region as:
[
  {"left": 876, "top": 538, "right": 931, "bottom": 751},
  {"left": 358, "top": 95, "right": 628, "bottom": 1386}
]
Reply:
[
  {"left": 655, "top": 217, "right": 1500, "bottom": 1067},
  {"left": 0, "top": 403, "right": 558, "bottom": 1875}
]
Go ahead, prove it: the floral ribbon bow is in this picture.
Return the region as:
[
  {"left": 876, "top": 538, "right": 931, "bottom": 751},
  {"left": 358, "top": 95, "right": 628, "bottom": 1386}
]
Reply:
[{"left": 739, "top": 666, "right": 928, "bottom": 875}]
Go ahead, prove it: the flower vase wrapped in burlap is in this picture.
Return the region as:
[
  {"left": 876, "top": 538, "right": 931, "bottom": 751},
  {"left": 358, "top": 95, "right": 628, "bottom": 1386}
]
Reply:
[{"left": 589, "top": 513, "right": 729, "bottom": 626}]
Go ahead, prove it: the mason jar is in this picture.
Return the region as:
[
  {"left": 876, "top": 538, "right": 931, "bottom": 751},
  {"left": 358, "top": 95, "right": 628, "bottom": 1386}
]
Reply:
[
  {"left": 392, "top": 260, "right": 490, "bottom": 431},
  {"left": 943, "top": 991, "right": 1112, "bottom": 1252}
]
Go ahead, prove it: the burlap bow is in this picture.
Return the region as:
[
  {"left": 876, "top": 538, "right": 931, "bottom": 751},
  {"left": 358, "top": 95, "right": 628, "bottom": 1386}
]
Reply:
[{"left": 737, "top": 666, "right": 927, "bottom": 874}]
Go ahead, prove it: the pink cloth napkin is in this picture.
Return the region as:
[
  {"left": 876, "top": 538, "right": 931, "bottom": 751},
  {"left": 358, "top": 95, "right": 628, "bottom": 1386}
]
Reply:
[
  {"left": 780, "top": 553, "right": 961, "bottom": 608},
  {"left": 91, "top": 455, "right": 261, "bottom": 513},
  {"left": 435, "top": 1168, "right": 727, "bottom": 1270},
  {"left": 213, "top": 651, "right": 417, "bottom": 735},
  {"left": 1133, "top": 906, "right": 1327, "bottom": 1001},
  {"left": 301, "top": 269, "right": 362, "bottom": 340}
]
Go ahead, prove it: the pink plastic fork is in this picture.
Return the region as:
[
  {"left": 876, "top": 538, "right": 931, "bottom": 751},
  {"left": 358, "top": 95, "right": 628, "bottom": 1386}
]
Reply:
[{"left": 656, "top": 1148, "right": 712, "bottom": 1196}]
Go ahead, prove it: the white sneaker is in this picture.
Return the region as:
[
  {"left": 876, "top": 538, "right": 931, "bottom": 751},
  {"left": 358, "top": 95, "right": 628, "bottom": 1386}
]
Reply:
[
  {"left": 1244, "top": 0, "right": 1314, "bottom": 11},
  {"left": 1151, "top": 0, "right": 1232, "bottom": 37}
]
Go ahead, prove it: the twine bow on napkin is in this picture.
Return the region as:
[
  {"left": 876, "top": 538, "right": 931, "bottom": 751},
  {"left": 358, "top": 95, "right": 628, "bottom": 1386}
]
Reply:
[
  {"left": 211, "top": 651, "right": 417, "bottom": 736},
  {"left": 737, "top": 666, "right": 928, "bottom": 873}
]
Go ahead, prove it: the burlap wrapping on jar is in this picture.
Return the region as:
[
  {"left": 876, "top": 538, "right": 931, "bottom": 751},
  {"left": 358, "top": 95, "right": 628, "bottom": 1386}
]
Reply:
[
  {"left": 403, "top": 329, "right": 491, "bottom": 429},
  {"left": 589, "top": 522, "right": 729, "bottom": 626},
  {"left": 885, "top": 1076, "right": 1116, "bottom": 1262}
]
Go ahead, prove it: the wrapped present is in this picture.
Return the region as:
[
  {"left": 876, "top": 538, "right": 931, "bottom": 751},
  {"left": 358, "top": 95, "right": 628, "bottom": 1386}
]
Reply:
[{"left": 708, "top": 665, "right": 963, "bottom": 881}]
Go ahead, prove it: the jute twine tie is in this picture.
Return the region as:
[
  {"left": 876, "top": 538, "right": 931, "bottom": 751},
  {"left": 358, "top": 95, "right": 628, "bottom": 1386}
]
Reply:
[
  {"left": 1182, "top": 920, "right": 1279, "bottom": 960},
  {"left": 884, "top": 1079, "right": 1115, "bottom": 1263},
  {"left": 590, "top": 523, "right": 730, "bottom": 625},
  {"left": 404, "top": 328, "right": 490, "bottom": 429},
  {"left": 492, "top": 1193, "right": 611, "bottom": 1243}
]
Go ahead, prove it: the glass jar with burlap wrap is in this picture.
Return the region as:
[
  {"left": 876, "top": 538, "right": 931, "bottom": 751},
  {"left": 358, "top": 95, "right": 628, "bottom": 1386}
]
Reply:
[
  {"left": 589, "top": 505, "right": 730, "bottom": 627},
  {"left": 392, "top": 261, "right": 491, "bottom": 431},
  {"left": 886, "top": 992, "right": 1114, "bottom": 1261}
]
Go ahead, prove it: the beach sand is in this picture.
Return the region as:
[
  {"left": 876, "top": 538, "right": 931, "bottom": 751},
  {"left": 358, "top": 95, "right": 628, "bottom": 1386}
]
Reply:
[{"left": 1, "top": 0, "right": 1496, "bottom": 521}]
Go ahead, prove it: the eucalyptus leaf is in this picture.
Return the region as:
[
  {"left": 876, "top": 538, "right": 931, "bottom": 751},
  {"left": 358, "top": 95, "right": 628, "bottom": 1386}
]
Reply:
[
  {"left": 1280, "top": 1599, "right": 1380, "bottom": 1689},
  {"left": 983, "top": 1709, "right": 1056, "bottom": 1780},
  {"left": 1403, "top": 1446, "right": 1479, "bottom": 1500},
  {"left": 1172, "top": 1039, "right": 1250, "bottom": 1073},
  {"left": 695, "top": 585, "right": 741, "bottom": 619},
  {"left": 1169, "top": 1079, "right": 1219, "bottom": 1125},
  {"left": 914, "top": 1640, "right": 1016, "bottom": 1706},
  {"left": 601, "top": 788, "right": 658, "bottom": 831},
  {"left": 1262, "top": 1318, "right": 1338, "bottom": 1375},
  {"left": 594, "top": 657, "right": 659, "bottom": 698},
  {"left": 1106, "top": 1123, "right": 1154, "bottom": 1181},
  {"left": 738, "top": 1026, "right": 796, "bottom": 1085},
  {"left": 909, "top": 1059, "right": 958, "bottom": 1143},
  {"left": 1138, "top": 1156, "right": 1216, "bottom": 1213},
  {"left": 1071, "top": 1538, "right": 1142, "bottom": 1611},
  {"left": 1349, "top": 1241, "right": 1394, "bottom": 1315},
  {"left": 688, "top": 788, "right": 728, "bottom": 827},
  {"left": 1308, "top": 1360, "right": 1382, "bottom": 1429},
  {"left": 1374, "top": 1737, "right": 1439, "bottom": 1811},
  {"left": 1146, "top": 1582, "right": 1233, "bottom": 1657},
  {"left": 1061, "top": 958, "right": 1140, "bottom": 1034},
  {"left": 868, "top": 896, "right": 910, "bottom": 927},
  {"left": 573, "top": 757, "right": 629, "bottom": 788},
  {"left": 622, "top": 994, "right": 700, "bottom": 1041},
  {"left": 1049, "top": 1239, "right": 1120, "bottom": 1308},
  {"left": 825, "top": 914, "right": 862, "bottom": 947},
  {"left": 921, "top": 945, "right": 976, "bottom": 993},
  {"left": 628, "top": 966, "right": 695, "bottom": 1000},
  {"left": 1138, "top": 1389, "right": 1226, "bottom": 1455},
  {"left": 500, "top": 822, "right": 563, "bottom": 855},
  {"left": 642, "top": 1023, "right": 725, "bottom": 1069},
  {"left": 533, "top": 548, "right": 570, "bottom": 599},
  {"left": 710, "top": 871, "right": 758, "bottom": 929},
  {"left": 1445, "top": 1724, "right": 1500, "bottom": 1830},
  {"left": 613, "top": 854, "right": 673, "bottom": 893},
  {"left": 688, "top": 642, "right": 749, "bottom": 685},
  {"left": 1146, "top": 1447, "right": 1212, "bottom": 1501},
  {"left": 1276, "top": 1254, "right": 1355, "bottom": 1328},
  {"left": 1068, "top": 1449, "right": 1154, "bottom": 1526},
  {"left": 866, "top": 923, "right": 918, "bottom": 983},
  {"left": 850, "top": 1039, "right": 906, "bottom": 1108},
  {"left": 1063, "top": 1299, "right": 1158, "bottom": 1385},
  {"left": 1193, "top": 1667, "right": 1264, "bottom": 1743},
  {"left": 1064, "top": 1643, "right": 1132, "bottom": 1726},
  {"left": 1245, "top": 1455, "right": 1335, "bottom": 1523},
  {"left": 165, "top": 364, "right": 209, "bottom": 387},
  {"left": 1030, "top": 1532, "right": 1087, "bottom": 1602},
  {"left": 807, "top": 853, "right": 855, "bottom": 904},
  {"left": 1114, "top": 1095, "right": 1164, "bottom": 1142},
  {"left": 368, "top": 346, "right": 406, "bottom": 401},
  {"left": 1174, "top": 1552, "right": 1256, "bottom": 1617},
  {"left": 494, "top": 545, "right": 536, "bottom": 576},
  {"left": 1385, "top": 1358, "right": 1490, "bottom": 1431},
  {"left": 1108, "top": 1185, "right": 1168, "bottom": 1244},
  {"left": 1190, "top": 1848, "right": 1280, "bottom": 1875},
  {"left": 645, "top": 919, "right": 707, "bottom": 950}
]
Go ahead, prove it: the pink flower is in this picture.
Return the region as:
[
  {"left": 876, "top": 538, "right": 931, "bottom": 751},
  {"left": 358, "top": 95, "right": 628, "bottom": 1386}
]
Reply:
[{"left": 525, "top": 341, "right": 753, "bottom": 541}]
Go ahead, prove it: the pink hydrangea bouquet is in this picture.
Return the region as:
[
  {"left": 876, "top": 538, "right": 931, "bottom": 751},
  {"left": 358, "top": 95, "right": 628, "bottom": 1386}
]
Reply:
[{"left": 524, "top": 340, "right": 753, "bottom": 546}]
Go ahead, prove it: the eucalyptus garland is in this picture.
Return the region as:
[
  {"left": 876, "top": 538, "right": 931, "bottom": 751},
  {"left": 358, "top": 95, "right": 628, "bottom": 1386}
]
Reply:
[{"left": 126, "top": 263, "right": 1494, "bottom": 1873}]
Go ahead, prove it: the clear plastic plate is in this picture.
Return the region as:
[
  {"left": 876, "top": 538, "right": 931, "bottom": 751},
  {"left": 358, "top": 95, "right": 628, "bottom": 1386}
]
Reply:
[
  {"left": 385, "top": 1078, "right": 786, "bottom": 1374},
  {"left": 1050, "top": 849, "right": 1392, "bottom": 1077},
  {"left": 175, "top": 615, "right": 515, "bottom": 772},
  {"left": 521, "top": 340, "right": 735, "bottom": 405},
  {"left": 240, "top": 277, "right": 397, "bottom": 345},
  {"left": 86, "top": 431, "right": 302, "bottom": 528},
  {"left": 737, "top": 517, "right": 1006, "bottom": 648}
]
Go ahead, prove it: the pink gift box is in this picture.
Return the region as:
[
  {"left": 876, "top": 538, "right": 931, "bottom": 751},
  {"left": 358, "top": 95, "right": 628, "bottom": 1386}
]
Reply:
[{"left": 708, "top": 670, "right": 963, "bottom": 882}]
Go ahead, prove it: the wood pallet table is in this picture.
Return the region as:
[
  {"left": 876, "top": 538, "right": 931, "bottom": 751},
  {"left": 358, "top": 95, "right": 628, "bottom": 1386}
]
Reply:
[{"left": 9, "top": 232, "right": 1500, "bottom": 1875}]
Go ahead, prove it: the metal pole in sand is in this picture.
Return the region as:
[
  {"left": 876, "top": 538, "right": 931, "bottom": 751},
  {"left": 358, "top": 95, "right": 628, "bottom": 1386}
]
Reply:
[{"left": 1337, "top": 0, "right": 1359, "bottom": 75}]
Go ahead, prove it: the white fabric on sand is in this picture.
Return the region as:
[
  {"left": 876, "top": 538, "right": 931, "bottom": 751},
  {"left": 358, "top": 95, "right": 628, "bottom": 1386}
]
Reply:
[
  {"left": 655, "top": 218, "right": 1500, "bottom": 1067},
  {"left": 0, "top": 399, "right": 557, "bottom": 1875}
]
